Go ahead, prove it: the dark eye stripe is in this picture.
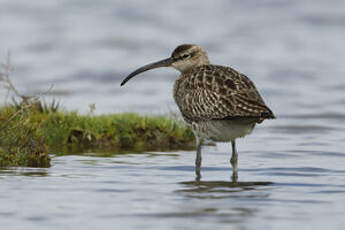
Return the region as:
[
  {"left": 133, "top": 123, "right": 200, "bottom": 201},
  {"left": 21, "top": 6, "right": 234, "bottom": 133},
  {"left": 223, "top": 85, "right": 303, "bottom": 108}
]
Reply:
[{"left": 172, "top": 54, "right": 192, "bottom": 61}]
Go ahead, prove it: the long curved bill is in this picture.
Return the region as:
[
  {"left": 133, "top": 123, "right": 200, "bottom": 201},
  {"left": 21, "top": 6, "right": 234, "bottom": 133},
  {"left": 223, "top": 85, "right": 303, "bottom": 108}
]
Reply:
[{"left": 120, "top": 57, "right": 174, "bottom": 86}]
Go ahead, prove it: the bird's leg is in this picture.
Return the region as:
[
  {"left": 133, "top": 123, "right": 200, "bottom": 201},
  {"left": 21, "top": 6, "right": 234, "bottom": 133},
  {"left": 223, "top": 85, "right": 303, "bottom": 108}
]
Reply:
[
  {"left": 195, "top": 138, "right": 202, "bottom": 181},
  {"left": 230, "top": 140, "right": 238, "bottom": 183}
]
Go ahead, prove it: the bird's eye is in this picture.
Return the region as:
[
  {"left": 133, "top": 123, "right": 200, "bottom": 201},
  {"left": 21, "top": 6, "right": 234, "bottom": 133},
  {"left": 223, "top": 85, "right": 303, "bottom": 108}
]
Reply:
[{"left": 182, "top": 54, "right": 190, "bottom": 59}]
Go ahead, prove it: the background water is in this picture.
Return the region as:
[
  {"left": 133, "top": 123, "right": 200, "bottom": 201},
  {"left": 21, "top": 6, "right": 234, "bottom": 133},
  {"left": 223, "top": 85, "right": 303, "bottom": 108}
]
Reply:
[{"left": 1, "top": 0, "right": 345, "bottom": 229}]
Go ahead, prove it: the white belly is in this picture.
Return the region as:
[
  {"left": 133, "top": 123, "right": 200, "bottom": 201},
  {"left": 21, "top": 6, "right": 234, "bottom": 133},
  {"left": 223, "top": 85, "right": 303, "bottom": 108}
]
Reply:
[{"left": 190, "top": 119, "right": 257, "bottom": 142}]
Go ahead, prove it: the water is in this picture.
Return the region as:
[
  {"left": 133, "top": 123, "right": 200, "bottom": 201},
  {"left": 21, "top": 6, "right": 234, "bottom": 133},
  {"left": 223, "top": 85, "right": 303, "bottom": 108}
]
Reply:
[
  {"left": 1, "top": 148, "right": 345, "bottom": 229},
  {"left": 1, "top": 0, "right": 345, "bottom": 229}
]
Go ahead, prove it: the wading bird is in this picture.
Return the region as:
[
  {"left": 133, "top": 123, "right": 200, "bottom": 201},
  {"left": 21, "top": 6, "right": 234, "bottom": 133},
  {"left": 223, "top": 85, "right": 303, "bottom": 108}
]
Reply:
[{"left": 121, "top": 44, "right": 275, "bottom": 182}]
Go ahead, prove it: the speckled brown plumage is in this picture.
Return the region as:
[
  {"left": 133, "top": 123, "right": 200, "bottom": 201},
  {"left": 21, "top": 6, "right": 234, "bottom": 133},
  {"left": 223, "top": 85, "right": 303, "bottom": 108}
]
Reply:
[
  {"left": 121, "top": 44, "right": 275, "bottom": 181},
  {"left": 173, "top": 64, "right": 275, "bottom": 123}
]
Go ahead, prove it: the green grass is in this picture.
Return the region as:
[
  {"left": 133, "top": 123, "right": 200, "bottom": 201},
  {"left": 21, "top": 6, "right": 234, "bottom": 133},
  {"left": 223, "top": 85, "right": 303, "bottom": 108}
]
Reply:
[{"left": 0, "top": 105, "right": 195, "bottom": 168}]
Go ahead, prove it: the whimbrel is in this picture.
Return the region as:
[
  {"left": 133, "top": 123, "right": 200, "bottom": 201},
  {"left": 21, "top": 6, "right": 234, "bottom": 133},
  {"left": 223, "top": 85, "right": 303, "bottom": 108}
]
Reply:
[{"left": 121, "top": 44, "right": 275, "bottom": 182}]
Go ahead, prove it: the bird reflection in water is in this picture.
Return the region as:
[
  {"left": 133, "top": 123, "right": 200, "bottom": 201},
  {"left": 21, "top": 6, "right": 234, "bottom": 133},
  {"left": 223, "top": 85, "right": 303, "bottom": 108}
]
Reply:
[{"left": 177, "top": 179, "right": 273, "bottom": 200}]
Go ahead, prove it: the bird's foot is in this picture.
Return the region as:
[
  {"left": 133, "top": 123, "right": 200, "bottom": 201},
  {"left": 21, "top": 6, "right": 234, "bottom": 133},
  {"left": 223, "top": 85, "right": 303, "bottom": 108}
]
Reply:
[
  {"left": 231, "top": 170, "right": 238, "bottom": 183},
  {"left": 195, "top": 172, "right": 201, "bottom": 182}
]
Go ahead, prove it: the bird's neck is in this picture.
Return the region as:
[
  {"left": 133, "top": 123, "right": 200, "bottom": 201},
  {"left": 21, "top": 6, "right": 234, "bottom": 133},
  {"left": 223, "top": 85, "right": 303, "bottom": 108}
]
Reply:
[{"left": 196, "top": 54, "right": 210, "bottom": 67}]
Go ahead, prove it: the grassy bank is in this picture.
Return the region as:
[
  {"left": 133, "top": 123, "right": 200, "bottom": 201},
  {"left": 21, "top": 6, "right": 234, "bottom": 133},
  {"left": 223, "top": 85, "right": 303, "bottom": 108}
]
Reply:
[{"left": 0, "top": 104, "right": 195, "bottom": 168}]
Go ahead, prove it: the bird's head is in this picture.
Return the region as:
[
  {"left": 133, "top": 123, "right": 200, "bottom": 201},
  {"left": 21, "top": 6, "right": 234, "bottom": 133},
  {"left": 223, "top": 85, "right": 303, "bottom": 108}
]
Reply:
[{"left": 120, "top": 44, "right": 210, "bottom": 86}]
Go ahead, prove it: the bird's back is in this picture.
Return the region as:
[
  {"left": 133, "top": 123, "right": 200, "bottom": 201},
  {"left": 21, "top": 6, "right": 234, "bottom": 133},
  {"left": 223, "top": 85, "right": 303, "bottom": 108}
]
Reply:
[{"left": 173, "top": 64, "right": 275, "bottom": 124}]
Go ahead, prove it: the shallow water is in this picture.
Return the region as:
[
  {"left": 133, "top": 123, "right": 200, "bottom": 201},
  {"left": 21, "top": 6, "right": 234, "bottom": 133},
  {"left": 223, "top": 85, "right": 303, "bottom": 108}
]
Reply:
[
  {"left": 1, "top": 144, "right": 345, "bottom": 230},
  {"left": 1, "top": 0, "right": 345, "bottom": 229}
]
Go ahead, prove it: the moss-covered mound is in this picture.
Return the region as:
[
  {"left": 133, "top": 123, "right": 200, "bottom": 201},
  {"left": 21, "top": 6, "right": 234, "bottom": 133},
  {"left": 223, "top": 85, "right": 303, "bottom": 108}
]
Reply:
[{"left": 0, "top": 105, "right": 195, "bottom": 168}]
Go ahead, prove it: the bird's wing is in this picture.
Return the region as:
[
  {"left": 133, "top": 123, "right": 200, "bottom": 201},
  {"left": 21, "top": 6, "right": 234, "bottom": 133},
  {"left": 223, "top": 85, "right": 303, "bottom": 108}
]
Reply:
[{"left": 175, "top": 65, "right": 275, "bottom": 122}]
